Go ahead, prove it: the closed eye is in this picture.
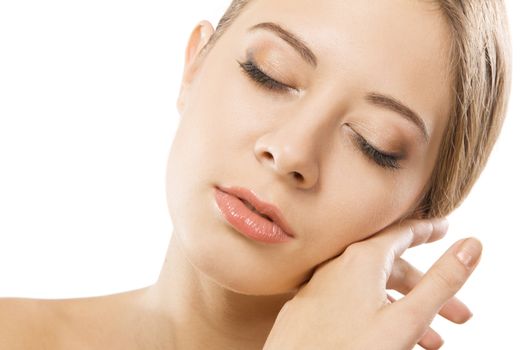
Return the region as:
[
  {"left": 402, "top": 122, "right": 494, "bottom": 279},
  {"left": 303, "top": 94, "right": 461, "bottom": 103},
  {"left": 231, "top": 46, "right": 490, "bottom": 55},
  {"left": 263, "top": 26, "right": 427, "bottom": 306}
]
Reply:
[
  {"left": 238, "top": 58, "right": 403, "bottom": 171},
  {"left": 237, "top": 59, "right": 295, "bottom": 93},
  {"left": 351, "top": 132, "right": 402, "bottom": 170}
]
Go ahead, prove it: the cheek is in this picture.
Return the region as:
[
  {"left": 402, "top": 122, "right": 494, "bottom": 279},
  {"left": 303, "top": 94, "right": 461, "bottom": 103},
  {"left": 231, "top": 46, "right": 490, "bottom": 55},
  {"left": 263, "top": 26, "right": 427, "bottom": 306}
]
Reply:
[
  {"left": 302, "top": 161, "right": 424, "bottom": 265},
  {"left": 189, "top": 66, "right": 260, "bottom": 142},
  {"left": 166, "top": 68, "right": 266, "bottom": 228},
  {"left": 322, "top": 181, "right": 399, "bottom": 246}
]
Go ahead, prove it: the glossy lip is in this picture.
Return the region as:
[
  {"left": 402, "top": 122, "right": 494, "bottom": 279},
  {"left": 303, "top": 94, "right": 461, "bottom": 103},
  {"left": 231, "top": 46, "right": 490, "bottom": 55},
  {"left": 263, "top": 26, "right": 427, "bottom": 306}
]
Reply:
[{"left": 215, "top": 185, "right": 296, "bottom": 238}]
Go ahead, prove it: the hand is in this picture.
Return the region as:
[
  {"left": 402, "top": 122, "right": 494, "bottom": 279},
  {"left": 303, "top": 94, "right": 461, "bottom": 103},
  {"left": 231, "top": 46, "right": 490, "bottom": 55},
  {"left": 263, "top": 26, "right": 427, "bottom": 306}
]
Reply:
[
  {"left": 385, "top": 221, "right": 473, "bottom": 348},
  {"left": 263, "top": 218, "right": 482, "bottom": 350}
]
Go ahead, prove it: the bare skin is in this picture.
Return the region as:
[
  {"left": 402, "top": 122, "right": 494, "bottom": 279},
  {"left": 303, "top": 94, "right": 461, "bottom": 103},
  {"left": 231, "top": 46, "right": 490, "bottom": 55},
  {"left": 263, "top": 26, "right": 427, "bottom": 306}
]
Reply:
[
  {"left": 0, "top": 222, "right": 472, "bottom": 350},
  {"left": 1, "top": 0, "right": 476, "bottom": 349}
]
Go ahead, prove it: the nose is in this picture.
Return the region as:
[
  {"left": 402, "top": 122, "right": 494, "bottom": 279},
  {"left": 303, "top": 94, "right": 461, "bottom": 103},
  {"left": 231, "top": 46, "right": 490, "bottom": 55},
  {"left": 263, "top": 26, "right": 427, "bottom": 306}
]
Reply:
[
  {"left": 254, "top": 143, "right": 317, "bottom": 188},
  {"left": 253, "top": 114, "right": 330, "bottom": 189}
]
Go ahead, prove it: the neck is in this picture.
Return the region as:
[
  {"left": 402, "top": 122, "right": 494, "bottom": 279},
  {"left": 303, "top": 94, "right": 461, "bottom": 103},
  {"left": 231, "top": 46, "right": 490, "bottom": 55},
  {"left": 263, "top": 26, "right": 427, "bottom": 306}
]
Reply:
[{"left": 140, "top": 228, "right": 296, "bottom": 350}]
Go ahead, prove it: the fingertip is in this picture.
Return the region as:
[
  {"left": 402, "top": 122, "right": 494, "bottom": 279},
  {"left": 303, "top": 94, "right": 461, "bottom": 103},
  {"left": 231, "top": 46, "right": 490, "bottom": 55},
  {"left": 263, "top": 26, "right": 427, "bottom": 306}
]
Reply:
[
  {"left": 438, "top": 296, "right": 474, "bottom": 324},
  {"left": 418, "top": 327, "right": 445, "bottom": 350},
  {"left": 457, "top": 301, "right": 474, "bottom": 324},
  {"left": 400, "top": 238, "right": 480, "bottom": 325},
  {"left": 431, "top": 335, "right": 445, "bottom": 350},
  {"left": 425, "top": 217, "right": 449, "bottom": 243},
  {"left": 433, "top": 217, "right": 449, "bottom": 234}
]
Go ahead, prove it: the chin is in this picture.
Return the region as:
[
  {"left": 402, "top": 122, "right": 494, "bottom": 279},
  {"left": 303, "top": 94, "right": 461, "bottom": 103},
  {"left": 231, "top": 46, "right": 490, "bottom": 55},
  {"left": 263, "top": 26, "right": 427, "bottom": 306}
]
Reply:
[
  {"left": 167, "top": 174, "right": 309, "bottom": 296},
  {"left": 171, "top": 210, "right": 308, "bottom": 297},
  {"left": 182, "top": 228, "right": 307, "bottom": 296}
]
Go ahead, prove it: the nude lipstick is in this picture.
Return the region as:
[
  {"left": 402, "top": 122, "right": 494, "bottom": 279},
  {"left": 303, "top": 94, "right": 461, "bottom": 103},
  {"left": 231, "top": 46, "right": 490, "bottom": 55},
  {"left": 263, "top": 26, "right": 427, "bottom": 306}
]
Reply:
[{"left": 214, "top": 185, "right": 295, "bottom": 244}]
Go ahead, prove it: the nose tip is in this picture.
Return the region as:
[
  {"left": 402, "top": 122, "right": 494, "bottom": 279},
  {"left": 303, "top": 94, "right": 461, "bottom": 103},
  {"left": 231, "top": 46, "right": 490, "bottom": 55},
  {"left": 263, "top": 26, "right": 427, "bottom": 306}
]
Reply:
[{"left": 255, "top": 147, "right": 315, "bottom": 188}]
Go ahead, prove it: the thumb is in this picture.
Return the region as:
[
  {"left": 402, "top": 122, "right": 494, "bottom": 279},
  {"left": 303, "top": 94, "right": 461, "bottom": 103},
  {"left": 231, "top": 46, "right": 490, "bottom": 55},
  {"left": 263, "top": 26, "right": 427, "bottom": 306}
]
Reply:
[{"left": 395, "top": 237, "right": 482, "bottom": 326}]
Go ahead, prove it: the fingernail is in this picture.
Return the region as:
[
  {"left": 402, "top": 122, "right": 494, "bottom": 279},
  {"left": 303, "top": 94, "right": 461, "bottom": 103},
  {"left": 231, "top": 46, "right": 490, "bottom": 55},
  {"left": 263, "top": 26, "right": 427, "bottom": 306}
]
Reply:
[{"left": 455, "top": 237, "right": 482, "bottom": 269}]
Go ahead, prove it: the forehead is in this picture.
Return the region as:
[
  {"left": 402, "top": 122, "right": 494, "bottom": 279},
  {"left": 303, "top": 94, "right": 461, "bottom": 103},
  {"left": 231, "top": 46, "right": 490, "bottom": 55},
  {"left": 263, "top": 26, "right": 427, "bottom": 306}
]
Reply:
[{"left": 228, "top": 0, "right": 454, "bottom": 137}]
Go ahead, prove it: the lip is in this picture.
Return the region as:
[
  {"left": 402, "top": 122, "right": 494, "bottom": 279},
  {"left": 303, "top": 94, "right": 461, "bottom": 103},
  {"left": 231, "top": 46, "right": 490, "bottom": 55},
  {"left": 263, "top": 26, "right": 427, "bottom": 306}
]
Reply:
[{"left": 214, "top": 185, "right": 296, "bottom": 242}]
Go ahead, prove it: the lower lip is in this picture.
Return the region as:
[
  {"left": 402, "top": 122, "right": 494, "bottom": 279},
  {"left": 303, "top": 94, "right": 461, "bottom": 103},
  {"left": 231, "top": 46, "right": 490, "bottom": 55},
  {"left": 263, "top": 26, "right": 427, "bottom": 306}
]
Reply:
[{"left": 213, "top": 187, "right": 294, "bottom": 244}]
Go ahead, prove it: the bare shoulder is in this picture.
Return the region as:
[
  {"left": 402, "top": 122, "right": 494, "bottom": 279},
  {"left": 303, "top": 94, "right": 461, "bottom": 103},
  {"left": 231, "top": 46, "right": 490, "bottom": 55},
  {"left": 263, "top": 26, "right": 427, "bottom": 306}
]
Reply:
[
  {"left": 0, "top": 287, "right": 153, "bottom": 350},
  {"left": 0, "top": 297, "right": 62, "bottom": 349}
]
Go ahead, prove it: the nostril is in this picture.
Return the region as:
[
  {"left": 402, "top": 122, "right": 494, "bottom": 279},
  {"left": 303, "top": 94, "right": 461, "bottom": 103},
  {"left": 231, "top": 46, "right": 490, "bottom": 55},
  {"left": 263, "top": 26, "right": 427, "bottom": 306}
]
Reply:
[
  {"left": 261, "top": 151, "right": 273, "bottom": 162},
  {"left": 292, "top": 171, "right": 303, "bottom": 182}
]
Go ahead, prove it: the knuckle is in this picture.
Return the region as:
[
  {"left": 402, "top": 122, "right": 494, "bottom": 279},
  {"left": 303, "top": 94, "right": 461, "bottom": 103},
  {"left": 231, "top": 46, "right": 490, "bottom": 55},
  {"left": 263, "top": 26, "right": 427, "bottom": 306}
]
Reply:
[
  {"left": 409, "top": 220, "right": 433, "bottom": 245},
  {"left": 342, "top": 241, "right": 365, "bottom": 259},
  {"left": 404, "top": 308, "right": 428, "bottom": 335},
  {"left": 392, "top": 258, "right": 410, "bottom": 281},
  {"left": 404, "top": 222, "right": 417, "bottom": 244},
  {"left": 388, "top": 302, "right": 428, "bottom": 337},
  {"left": 342, "top": 241, "right": 377, "bottom": 264},
  {"left": 406, "top": 305, "right": 432, "bottom": 335}
]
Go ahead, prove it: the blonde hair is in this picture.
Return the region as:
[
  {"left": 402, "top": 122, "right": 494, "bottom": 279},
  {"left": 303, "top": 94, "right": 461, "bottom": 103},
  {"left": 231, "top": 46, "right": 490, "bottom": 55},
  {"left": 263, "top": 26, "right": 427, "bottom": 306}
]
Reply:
[{"left": 198, "top": 0, "right": 512, "bottom": 219}]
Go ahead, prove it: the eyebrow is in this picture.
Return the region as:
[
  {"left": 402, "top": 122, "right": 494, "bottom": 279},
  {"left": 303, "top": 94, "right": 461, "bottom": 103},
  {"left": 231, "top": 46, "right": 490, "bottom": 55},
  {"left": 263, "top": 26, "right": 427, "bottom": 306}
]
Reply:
[
  {"left": 365, "top": 93, "right": 429, "bottom": 143},
  {"left": 248, "top": 22, "right": 318, "bottom": 67},
  {"left": 248, "top": 22, "right": 429, "bottom": 143}
]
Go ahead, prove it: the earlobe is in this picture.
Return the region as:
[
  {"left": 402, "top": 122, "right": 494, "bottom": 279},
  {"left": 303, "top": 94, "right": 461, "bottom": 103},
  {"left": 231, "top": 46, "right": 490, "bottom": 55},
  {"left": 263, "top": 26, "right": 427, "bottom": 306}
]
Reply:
[{"left": 177, "top": 20, "right": 215, "bottom": 113}]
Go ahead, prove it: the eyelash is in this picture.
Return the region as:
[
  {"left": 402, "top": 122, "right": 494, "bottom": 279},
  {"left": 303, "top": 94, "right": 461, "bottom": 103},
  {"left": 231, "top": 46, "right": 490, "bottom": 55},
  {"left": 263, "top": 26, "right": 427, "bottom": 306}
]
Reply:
[
  {"left": 237, "top": 59, "right": 402, "bottom": 170},
  {"left": 237, "top": 59, "right": 293, "bottom": 92},
  {"left": 352, "top": 133, "right": 402, "bottom": 170}
]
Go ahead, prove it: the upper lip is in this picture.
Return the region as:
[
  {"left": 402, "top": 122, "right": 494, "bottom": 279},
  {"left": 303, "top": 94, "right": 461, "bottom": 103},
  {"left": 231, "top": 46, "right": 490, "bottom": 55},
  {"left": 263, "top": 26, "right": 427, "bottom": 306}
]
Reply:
[{"left": 215, "top": 185, "right": 296, "bottom": 238}]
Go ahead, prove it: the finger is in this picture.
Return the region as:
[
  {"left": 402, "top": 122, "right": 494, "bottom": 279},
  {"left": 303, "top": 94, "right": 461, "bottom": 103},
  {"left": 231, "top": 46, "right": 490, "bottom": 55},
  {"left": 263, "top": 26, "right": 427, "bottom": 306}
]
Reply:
[
  {"left": 388, "top": 258, "right": 473, "bottom": 324},
  {"left": 387, "top": 293, "right": 444, "bottom": 349},
  {"left": 404, "top": 217, "right": 449, "bottom": 249},
  {"left": 340, "top": 218, "right": 448, "bottom": 299},
  {"left": 394, "top": 237, "right": 483, "bottom": 334},
  {"left": 369, "top": 217, "right": 449, "bottom": 262},
  {"left": 345, "top": 218, "right": 448, "bottom": 282},
  {"left": 425, "top": 219, "right": 449, "bottom": 244},
  {"left": 438, "top": 295, "right": 473, "bottom": 324},
  {"left": 418, "top": 326, "right": 444, "bottom": 350}
]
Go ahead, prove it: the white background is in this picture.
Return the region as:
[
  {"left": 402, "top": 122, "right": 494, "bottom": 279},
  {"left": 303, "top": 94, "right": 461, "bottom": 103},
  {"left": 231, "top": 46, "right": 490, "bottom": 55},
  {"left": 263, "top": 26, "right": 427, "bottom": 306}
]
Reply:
[{"left": 0, "top": 1, "right": 523, "bottom": 348}]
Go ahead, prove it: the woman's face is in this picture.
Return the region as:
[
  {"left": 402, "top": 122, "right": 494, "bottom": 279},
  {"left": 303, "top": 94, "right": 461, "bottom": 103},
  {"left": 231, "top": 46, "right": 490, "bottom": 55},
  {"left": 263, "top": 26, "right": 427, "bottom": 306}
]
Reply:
[{"left": 166, "top": 0, "right": 453, "bottom": 294}]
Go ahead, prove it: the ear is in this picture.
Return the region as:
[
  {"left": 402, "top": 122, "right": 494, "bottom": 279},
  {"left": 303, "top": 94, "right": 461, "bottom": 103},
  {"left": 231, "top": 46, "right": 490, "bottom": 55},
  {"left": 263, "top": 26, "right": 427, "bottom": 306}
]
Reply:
[{"left": 177, "top": 20, "right": 216, "bottom": 114}]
